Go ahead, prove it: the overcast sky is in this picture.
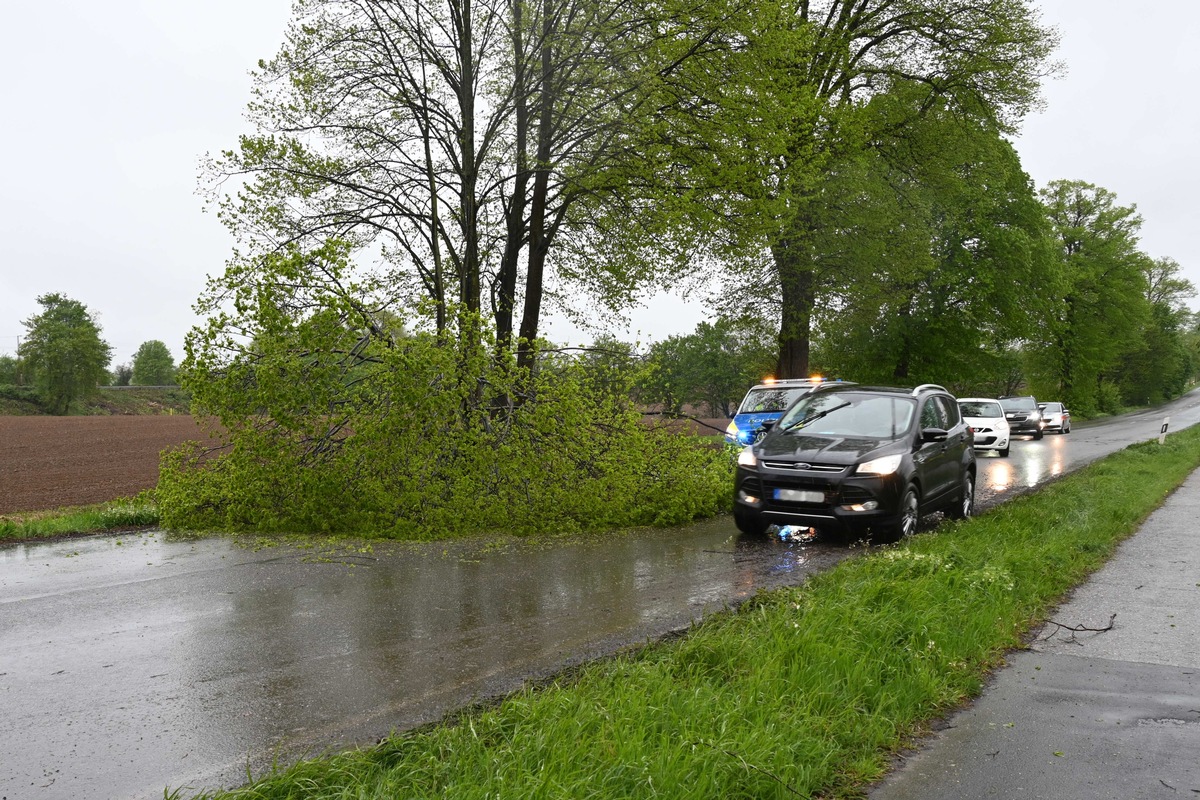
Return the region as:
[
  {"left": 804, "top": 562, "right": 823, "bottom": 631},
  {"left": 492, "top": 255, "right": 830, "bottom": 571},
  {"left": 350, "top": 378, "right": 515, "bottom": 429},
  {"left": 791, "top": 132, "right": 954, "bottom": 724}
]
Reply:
[{"left": 1, "top": 1, "right": 1196, "bottom": 364}]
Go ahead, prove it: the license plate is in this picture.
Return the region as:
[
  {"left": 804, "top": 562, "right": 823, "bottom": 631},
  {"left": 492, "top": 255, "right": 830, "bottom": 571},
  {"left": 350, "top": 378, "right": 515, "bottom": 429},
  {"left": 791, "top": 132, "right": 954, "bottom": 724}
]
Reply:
[{"left": 773, "top": 488, "right": 823, "bottom": 503}]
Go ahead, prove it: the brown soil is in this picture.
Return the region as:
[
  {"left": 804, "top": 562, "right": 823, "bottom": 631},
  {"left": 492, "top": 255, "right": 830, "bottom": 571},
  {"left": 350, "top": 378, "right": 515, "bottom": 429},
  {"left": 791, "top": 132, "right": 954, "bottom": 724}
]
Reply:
[
  {"left": 0, "top": 413, "right": 728, "bottom": 516},
  {"left": 0, "top": 416, "right": 215, "bottom": 514}
]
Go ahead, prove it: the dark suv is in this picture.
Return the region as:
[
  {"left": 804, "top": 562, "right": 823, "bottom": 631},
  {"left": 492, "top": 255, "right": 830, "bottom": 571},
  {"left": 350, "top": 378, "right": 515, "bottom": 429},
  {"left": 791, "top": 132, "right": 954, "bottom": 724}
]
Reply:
[
  {"left": 732, "top": 383, "right": 976, "bottom": 541},
  {"left": 999, "top": 395, "right": 1044, "bottom": 439}
]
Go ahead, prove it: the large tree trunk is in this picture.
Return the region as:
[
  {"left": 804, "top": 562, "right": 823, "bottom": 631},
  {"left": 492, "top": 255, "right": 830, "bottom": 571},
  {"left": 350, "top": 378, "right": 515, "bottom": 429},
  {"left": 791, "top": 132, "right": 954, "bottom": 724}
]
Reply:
[
  {"left": 772, "top": 237, "right": 815, "bottom": 379},
  {"left": 457, "top": 0, "right": 481, "bottom": 317},
  {"left": 516, "top": 0, "right": 555, "bottom": 371},
  {"left": 495, "top": 0, "right": 530, "bottom": 349}
]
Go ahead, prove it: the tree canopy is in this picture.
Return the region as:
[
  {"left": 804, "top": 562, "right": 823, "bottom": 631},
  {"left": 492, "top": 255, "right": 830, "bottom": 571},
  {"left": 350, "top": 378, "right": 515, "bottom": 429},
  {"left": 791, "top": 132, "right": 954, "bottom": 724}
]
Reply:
[
  {"left": 131, "top": 340, "right": 177, "bottom": 385},
  {"left": 662, "top": 0, "right": 1059, "bottom": 377},
  {"left": 18, "top": 293, "right": 112, "bottom": 415},
  {"left": 205, "top": 0, "right": 719, "bottom": 367}
]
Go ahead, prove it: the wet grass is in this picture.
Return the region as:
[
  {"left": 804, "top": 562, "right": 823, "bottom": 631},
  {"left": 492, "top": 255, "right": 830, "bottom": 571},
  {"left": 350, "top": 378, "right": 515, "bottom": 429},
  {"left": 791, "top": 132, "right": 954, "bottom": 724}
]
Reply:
[
  {"left": 181, "top": 426, "right": 1200, "bottom": 799},
  {"left": 0, "top": 498, "right": 159, "bottom": 542}
]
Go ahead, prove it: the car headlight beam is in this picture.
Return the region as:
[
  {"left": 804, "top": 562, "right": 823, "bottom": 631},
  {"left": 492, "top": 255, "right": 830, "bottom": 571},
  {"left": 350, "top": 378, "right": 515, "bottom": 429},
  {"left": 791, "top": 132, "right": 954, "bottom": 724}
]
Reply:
[
  {"left": 737, "top": 448, "right": 758, "bottom": 468},
  {"left": 856, "top": 454, "right": 902, "bottom": 475}
]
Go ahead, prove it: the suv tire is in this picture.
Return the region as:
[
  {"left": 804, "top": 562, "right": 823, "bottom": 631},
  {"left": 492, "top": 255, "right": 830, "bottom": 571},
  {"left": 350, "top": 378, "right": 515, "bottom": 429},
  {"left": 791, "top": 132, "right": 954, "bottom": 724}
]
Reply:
[
  {"left": 874, "top": 485, "right": 919, "bottom": 543},
  {"left": 733, "top": 506, "right": 767, "bottom": 536},
  {"left": 947, "top": 471, "right": 974, "bottom": 520}
]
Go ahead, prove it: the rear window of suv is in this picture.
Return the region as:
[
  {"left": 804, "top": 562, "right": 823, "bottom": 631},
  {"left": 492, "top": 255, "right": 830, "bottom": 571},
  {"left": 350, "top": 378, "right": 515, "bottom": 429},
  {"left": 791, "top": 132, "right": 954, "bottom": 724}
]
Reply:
[{"left": 1000, "top": 397, "right": 1037, "bottom": 412}]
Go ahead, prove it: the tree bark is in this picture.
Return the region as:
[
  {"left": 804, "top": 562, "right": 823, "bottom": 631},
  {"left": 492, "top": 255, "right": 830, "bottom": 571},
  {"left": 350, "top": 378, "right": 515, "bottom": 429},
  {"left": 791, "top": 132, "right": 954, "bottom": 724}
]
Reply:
[
  {"left": 772, "top": 237, "right": 814, "bottom": 379},
  {"left": 516, "top": 0, "right": 555, "bottom": 371}
]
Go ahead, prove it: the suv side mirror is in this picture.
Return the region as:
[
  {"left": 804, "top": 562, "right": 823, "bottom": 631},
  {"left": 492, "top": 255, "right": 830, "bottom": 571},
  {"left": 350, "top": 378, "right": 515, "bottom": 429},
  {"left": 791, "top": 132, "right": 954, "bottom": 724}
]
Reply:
[{"left": 921, "top": 427, "right": 949, "bottom": 443}]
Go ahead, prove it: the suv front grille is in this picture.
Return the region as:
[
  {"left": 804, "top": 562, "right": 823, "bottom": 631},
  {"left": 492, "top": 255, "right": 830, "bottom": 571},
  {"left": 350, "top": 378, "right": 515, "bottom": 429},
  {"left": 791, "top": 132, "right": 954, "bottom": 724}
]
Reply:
[{"left": 761, "top": 461, "right": 846, "bottom": 474}]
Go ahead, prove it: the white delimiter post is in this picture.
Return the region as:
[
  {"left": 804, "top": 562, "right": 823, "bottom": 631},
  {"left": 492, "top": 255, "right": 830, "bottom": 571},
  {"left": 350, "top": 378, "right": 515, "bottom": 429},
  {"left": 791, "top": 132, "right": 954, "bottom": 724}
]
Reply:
[{"left": 1160, "top": 416, "right": 1171, "bottom": 445}]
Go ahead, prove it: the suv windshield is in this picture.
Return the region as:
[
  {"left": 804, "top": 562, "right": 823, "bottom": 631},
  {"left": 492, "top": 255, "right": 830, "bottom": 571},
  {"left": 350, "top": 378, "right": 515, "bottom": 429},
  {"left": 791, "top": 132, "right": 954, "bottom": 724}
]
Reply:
[
  {"left": 960, "top": 400, "right": 1002, "bottom": 417},
  {"left": 777, "top": 392, "right": 916, "bottom": 438},
  {"left": 737, "top": 386, "right": 811, "bottom": 414}
]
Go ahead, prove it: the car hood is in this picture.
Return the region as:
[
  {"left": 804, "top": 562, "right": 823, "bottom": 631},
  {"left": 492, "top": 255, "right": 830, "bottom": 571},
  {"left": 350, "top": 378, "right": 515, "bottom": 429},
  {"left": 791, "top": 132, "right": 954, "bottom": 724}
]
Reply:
[
  {"left": 756, "top": 432, "right": 903, "bottom": 465},
  {"left": 963, "top": 415, "right": 1006, "bottom": 427}
]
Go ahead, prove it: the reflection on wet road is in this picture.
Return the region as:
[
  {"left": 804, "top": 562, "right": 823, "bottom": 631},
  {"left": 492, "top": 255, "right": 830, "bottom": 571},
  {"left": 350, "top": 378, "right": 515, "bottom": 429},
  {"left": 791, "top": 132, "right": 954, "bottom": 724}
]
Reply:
[
  {"left": 0, "top": 521, "right": 853, "bottom": 799},
  {"left": 4, "top": 389, "right": 1200, "bottom": 798},
  {"left": 974, "top": 389, "right": 1200, "bottom": 510},
  {"left": 976, "top": 433, "right": 1070, "bottom": 503}
]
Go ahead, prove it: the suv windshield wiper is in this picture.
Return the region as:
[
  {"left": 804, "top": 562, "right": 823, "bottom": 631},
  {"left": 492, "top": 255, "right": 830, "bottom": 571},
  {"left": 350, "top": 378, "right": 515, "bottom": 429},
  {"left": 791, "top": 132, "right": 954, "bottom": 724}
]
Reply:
[{"left": 780, "top": 402, "right": 851, "bottom": 432}]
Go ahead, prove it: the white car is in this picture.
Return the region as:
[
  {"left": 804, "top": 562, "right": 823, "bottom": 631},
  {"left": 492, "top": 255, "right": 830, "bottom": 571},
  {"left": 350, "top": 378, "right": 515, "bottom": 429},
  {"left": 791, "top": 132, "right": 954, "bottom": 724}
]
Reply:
[{"left": 957, "top": 397, "right": 1011, "bottom": 457}]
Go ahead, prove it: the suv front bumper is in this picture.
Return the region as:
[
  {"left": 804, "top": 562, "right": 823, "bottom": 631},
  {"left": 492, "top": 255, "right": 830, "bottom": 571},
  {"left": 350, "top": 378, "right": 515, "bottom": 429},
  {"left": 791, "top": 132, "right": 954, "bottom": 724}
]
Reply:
[{"left": 734, "top": 466, "right": 906, "bottom": 535}]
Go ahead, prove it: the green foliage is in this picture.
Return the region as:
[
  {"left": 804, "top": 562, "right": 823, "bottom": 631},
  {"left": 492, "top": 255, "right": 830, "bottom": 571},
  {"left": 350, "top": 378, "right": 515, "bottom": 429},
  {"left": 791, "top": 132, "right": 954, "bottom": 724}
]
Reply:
[
  {"left": 812, "top": 104, "right": 1055, "bottom": 388},
  {"left": 110, "top": 362, "right": 133, "bottom": 386},
  {"left": 160, "top": 260, "right": 729, "bottom": 538},
  {"left": 186, "top": 425, "right": 1200, "bottom": 800},
  {"left": 0, "top": 383, "right": 44, "bottom": 414},
  {"left": 0, "top": 353, "right": 20, "bottom": 384},
  {"left": 131, "top": 340, "right": 176, "bottom": 385},
  {"left": 1108, "top": 258, "right": 1198, "bottom": 406},
  {"left": 664, "top": 0, "right": 1058, "bottom": 377},
  {"left": 207, "top": 0, "right": 717, "bottom": 361},
  {"left": 18, "top": 293, "right": 113, "bottom": 415},
  {"left": 1027, "top": 181, "right": 1152, "bottom": 415},
  {"left": 638, "top": 319, "right": 775, "bottom": 416}
]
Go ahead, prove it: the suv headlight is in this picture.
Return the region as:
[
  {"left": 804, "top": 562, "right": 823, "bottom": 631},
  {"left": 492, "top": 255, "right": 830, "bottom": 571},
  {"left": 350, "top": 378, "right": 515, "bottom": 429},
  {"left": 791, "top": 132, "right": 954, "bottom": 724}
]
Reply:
[
  {"left": 856, "top": 454, "right": 902, "bottom": 475},
  {"left": 737, "top": 448, "right": 758, "bottom": 468}
]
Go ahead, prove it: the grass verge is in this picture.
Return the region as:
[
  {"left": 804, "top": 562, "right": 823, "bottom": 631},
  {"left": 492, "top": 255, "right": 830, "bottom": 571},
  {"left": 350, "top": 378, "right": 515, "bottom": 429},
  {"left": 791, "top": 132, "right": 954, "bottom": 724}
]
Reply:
[
  {"left": 0, "top": 498, "right": 159, "bottom": 542},
  {"left": 183, "top": 426, "right": 1200, "bottom": 800}
]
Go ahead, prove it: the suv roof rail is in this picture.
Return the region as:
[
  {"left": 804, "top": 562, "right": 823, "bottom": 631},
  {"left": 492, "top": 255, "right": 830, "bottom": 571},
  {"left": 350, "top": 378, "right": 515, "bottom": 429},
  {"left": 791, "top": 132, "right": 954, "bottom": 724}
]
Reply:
[{"left": 911, "top": 383, "right": 947, "bottom": 395}]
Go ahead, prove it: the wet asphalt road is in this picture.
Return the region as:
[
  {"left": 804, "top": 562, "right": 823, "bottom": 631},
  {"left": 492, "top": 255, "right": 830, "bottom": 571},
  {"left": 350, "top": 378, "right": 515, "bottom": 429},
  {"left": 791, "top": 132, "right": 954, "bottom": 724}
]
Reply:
[{"left": 3, "top": 391, "right": 1200, "bottom": 799}]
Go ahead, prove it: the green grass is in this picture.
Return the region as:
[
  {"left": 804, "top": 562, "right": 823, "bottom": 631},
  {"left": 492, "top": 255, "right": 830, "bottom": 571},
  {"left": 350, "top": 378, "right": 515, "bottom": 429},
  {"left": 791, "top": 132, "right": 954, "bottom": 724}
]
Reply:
[
  {"left": 0, "top": 384, "right": 191, "bottom": 415},
  {"left": 0, "top": 498, "right": 159, "bottom": 541},
  {"left": 183, "top": 426, "right": 1200, "bottom": 800}
]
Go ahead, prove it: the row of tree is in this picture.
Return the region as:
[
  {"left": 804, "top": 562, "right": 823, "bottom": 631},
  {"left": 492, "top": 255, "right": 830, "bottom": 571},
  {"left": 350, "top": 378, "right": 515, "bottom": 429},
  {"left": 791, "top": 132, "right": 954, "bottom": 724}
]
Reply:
[
  {"left": 195, "top": 0, "right": 1057, "bottom": 377},
  {"left": 179, "top": 0, "right": 1194, "bottom": 427},
  {"left": 568, "top": 173, "right": 1200, "bottom": 420},
  {"left": 156, "top": 0, "right": 1200, "bottom": 534},
  {"left": 0, "top": 294, "right": 178, "bottom": 414}
]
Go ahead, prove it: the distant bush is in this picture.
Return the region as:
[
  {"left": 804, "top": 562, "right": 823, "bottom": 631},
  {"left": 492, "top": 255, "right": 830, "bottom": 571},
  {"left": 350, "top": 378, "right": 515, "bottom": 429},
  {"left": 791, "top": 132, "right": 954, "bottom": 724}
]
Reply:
[{"left": 0, "top": 384, "right": 46, "bottom": 413}]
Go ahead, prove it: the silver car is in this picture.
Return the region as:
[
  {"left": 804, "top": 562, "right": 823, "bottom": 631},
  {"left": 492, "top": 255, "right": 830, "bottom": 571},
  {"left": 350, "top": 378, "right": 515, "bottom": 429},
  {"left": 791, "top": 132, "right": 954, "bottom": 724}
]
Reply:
[{"left": 1038, "top": 402, "right": 1072, "bottom": 434}]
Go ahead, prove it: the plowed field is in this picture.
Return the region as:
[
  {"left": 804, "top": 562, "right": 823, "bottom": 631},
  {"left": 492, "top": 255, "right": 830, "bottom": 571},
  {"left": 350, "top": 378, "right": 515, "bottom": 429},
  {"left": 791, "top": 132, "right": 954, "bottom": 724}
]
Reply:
[
  {"left": 0, "top": 416, "right": 212, "bottom": 514},
  {"left": 0, "top": 414, "right": 727, "bottom": 516}
]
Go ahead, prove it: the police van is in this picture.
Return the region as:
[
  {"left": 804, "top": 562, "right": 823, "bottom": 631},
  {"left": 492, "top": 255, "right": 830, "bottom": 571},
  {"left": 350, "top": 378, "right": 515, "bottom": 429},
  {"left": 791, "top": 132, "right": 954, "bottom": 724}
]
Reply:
[{"left": 724, "top": 377, "right": 846, "bottom": 446}]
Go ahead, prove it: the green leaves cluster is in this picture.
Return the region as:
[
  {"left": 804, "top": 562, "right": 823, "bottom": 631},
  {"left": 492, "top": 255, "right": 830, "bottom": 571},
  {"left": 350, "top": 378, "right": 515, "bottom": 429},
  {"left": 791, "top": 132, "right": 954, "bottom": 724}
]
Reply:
[
  {"left": 1022, "top": 181, "right": 1198, "bottom": 415},
  {"left": 160, "top": 252, "right": 729, "bottom": 537}
]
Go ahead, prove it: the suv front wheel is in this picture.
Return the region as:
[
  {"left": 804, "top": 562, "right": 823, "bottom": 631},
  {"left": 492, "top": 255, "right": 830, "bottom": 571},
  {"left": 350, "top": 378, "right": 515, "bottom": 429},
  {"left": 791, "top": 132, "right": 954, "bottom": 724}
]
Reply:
[
  {"left": 733, "top": 506, "right": 767, "bottom": 536},
  {"left": 875, "top": 485, "right": 919, "bottom": 543},
  {"left": 947, "top": 471, "right": 974, "bottom": 520}
]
